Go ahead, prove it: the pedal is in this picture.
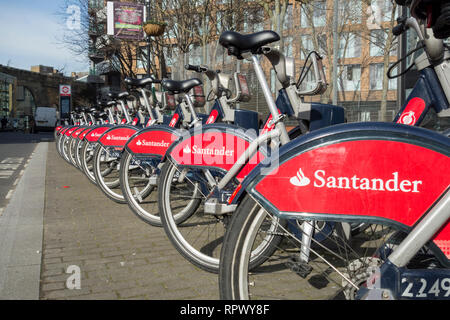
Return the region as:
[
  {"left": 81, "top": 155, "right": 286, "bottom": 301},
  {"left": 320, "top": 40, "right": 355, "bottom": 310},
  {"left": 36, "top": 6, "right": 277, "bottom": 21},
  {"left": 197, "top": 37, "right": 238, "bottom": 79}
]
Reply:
[
  {"left": 148, "top": 174, "right": 158, "bottom": 186},
  {"left": 286, "top": 255, "right": 313, "bottom": 278},
  {"left": 134, "top": 187, "right": 143, "bottom": 203},
  {"left": 204, "top": 198, "right": 237, "bottom": 215}
]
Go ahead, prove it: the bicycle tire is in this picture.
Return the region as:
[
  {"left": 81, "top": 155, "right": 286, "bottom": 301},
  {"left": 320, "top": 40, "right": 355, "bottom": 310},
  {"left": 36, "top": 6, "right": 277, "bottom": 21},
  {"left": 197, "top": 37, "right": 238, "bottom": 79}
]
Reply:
[
  {"left": 92, "top": 144, "right": 126, "bottom": 203},
  {"left": 119, "top": 150, "right": 162, "bottom": 226}
]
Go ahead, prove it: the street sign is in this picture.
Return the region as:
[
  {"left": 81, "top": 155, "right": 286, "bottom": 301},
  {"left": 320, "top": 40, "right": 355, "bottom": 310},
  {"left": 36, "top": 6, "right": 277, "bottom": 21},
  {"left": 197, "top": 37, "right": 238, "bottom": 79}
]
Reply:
[{"left": 59, "top": 85, "right": 72, "bottom": 97}]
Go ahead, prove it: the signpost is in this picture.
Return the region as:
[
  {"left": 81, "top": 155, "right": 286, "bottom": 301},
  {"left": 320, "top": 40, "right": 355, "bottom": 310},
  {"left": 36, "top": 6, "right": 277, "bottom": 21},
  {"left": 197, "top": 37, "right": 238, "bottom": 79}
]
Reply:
[{"left": 59, "top": 85, "right": 72, "bottom": 124}]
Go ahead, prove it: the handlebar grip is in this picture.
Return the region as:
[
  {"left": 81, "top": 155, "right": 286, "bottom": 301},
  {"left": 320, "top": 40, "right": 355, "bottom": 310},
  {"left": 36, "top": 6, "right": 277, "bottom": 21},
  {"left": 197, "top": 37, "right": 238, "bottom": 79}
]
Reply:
[
  {"left": 394, "top": 0, "right": 411, "bottom": 5},
  {"left": 185, "top": 64, "right": 202, "bottom": 73},
  {"left": 392, "top": 23, "right": 406, "bottom": 36}
]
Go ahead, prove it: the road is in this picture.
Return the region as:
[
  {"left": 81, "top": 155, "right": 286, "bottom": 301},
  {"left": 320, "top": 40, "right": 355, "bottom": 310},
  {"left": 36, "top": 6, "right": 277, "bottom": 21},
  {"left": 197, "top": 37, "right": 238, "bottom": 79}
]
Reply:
[{"left": 0, "top": 131, "right": 54, "bottom": 212}]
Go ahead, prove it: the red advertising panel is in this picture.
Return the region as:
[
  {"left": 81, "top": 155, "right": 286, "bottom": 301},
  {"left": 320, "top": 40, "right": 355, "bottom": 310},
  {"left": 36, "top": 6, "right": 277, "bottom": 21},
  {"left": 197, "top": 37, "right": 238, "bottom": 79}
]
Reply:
[{"left": 254, "top": 140, "right": 449, "bottom": 229}]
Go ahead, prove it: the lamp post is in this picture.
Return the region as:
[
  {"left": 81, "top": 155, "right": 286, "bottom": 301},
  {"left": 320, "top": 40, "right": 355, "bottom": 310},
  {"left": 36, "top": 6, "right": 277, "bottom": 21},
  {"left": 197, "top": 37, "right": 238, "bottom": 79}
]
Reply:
[
  {"left": 146, "top": 0, "right": 151, "bottom": 77},
  {"left": 332, "top": 0, "right": 339, "bottom": 106}
]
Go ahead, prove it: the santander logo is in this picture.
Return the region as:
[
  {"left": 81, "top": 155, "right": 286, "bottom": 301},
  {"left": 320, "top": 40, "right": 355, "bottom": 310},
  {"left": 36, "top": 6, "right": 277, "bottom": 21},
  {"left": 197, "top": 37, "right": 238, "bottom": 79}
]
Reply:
[
  {"left": 289, "top": 168, "right": 423, "bottom": 193},
  {"left": 135, "top": 139, "right": 170, "bottom": 148},
  {"left": 398, "top": 111, "right": 416, "bottom": 125},
  {"left": 289, "top": 168, "right": 310, "bottom": 186},
  {"left": 106, "top": 135, "right": 130, "bottom": 141},
  {"left": 182, "top": 144, "right": 234, "bottom": 157}
]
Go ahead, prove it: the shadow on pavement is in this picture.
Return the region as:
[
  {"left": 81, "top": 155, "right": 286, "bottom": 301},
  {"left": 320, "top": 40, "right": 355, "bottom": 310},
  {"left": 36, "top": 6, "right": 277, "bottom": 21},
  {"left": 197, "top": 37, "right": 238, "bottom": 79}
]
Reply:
[{"left": 0, "top": 131, "right": 54, "bottom": 144}]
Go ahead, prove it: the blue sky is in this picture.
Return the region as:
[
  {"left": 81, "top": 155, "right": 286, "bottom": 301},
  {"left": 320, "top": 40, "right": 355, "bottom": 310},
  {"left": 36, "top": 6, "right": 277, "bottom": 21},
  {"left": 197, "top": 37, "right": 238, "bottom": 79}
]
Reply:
[{"left": 0, "top": 0, "right": 90, "bottom": 75}]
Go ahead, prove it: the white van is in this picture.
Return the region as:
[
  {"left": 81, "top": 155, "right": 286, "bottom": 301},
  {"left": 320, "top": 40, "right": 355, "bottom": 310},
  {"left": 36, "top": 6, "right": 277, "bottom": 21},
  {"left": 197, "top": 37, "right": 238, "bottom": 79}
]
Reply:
[{"left": 34, "top": 107, "right": 57, "bottom": 132}]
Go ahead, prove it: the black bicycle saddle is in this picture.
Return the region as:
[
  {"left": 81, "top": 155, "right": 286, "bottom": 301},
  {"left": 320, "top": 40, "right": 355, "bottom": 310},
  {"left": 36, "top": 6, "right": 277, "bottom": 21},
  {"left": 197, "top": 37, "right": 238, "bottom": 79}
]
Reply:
[
  {"left": 124, "top": 76, "right": 161, "bottom": 87},
  {"left": 219, "top": 30, "right": 280, "bottom": 59},
  {"left": 161, "top": 78, "right": 202, "bottom": 94}
]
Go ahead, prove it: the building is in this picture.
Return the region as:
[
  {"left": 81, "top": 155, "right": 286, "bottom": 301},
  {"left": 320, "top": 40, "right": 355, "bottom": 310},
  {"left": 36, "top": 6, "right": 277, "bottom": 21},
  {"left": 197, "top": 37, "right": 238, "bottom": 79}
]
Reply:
[
  {"left": 31, "top": 65, "right": 64, "bottom": 77},
  {"left": 0, "top": 72, "right": 16, "bottom": 119},
  {"left": 0, "top": 64, "right": 94, "bottom": 128}
]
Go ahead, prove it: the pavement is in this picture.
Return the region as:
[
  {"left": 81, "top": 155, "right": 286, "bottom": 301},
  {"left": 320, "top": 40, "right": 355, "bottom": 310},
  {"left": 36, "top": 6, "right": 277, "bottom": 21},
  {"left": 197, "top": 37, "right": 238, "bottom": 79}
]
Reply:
[{"left": 0, "top": 138, "right": 219, "bottom": 300}]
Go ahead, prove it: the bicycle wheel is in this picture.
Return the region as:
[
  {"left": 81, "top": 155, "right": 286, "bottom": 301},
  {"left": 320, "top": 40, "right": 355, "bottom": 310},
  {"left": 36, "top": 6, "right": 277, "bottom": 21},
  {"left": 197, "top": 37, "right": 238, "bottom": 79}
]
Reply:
[
  {"left": 120, "top": 150, "right": 161, "bottom": 226},
  {"left": 220, "top": 194, "right": 413, "bottom": 300},
  {"left": 80, "top": 141, "right": 97, "bottom": 184},
  {"left": 68, "top": 137, "right": 79, "bottom": 168},
  {"left": 61, "top": 135, "right": 72, "bottom": 164},
  {"left": 158, "top": 160, "right": 285, "bottom": 273},
  {"left": 92, "top": 144, "right": 125, "bottom": 203},
  {"left": 75, "top": 138, "right": 85, "bottom": 169}
]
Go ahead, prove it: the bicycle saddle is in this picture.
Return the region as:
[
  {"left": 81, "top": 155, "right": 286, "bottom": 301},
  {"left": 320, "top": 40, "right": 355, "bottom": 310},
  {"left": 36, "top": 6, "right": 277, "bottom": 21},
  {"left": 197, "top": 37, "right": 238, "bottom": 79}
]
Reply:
[
  {"left": 98, "top": 112, "right": 108, "bottom": 120},
  {"left": 108, "top": 91, "right": 129, "bottom": 100},
  {"left": 161, "top": 78, "right": 202, "bottom": 94},
  {"left": 124, "top": 76, "right": 160, "bottom": 87},
  {"left": 219, "top": 30, "right": 280, "bottom": 59}
]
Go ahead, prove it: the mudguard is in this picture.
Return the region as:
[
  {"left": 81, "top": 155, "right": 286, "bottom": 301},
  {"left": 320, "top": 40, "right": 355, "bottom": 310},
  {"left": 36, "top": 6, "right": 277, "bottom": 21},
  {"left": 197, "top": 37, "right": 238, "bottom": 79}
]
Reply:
[
  {"left": 233, "top": 122, "right": 450, "bottom": 263},
  {"left": 59, "top": 127, "right": 71, "bottom": 136},
  {"left": 124, "top": 125, "right": 185, "bottom": 159},
  {"left": 83, "top": 125, "right": 114, "bottom": 143},
  {"left": 71, "top": 126, "right": 89, "bottom": 139},
  {"left": 165, "top": 123, "right": 267, "bottom": 181},
  {"left": 97, "top": 125, "right": 140, "bottom": 150},
  {"left": 64, "top": 126, "right": 80, "bottom": 137},
  {"left": 77, "top": 127, "right": 95, "bottom": 140}
]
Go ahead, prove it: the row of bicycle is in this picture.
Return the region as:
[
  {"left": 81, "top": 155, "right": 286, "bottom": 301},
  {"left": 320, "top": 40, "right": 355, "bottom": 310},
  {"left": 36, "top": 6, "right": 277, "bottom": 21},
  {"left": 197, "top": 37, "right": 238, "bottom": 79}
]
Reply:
[{"left": 55, "top": 4, "right": 450, "bottom": 300}]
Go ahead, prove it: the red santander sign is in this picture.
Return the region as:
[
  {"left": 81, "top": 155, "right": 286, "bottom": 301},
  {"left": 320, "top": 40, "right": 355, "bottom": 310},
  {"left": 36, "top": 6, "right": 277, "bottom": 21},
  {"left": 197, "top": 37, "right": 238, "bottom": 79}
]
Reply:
[{"left": 60, "top": 85, "right": 71, "bottom": 97}]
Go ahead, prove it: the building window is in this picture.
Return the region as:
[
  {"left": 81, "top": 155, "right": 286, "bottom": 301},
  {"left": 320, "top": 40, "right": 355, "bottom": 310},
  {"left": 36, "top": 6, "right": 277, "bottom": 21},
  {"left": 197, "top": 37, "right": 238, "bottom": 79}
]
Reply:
[
  {"left": 340, "top": 0, "right": 362, "bottom": 24},
  {"left": 283, "top": 4, "right": 293, "bottom": 30},
  {"left": 299, "top": 35, "right": 314, "bottom": 60},
  {"left": 284, "top": 36, "right": 294, "bottom": 58},
  {"left": 339, "top": 33, "right": 361, "bottom": 58},
  {"left": 370, "top": 29, "right": 386, "bottom": 56},
  {"left": 370, "top": 29, "right": 397, "bottom": 57},
  {"left": 137, "top": 47, "right": 150, "bottom": 70},
  {"left": 338, "top": 64, "right": 361, "bottom": 91},
  {"left": 189, "top": 45, "right": 202, "bottom": 65},
  {"left": 300, "top": 1, "right": 326, "bottom": 28},
  {"left": 368, "top": 0, "right": 398, "bottom": 26},
  {"left": 243, "top": 8, "right": 264, "bottom": 33},
  {"left": 369, "top": 63, "right": 397, "bottom": 90},
  {"left": 216, "top": 11, "right": 224, "bottom": 33}
]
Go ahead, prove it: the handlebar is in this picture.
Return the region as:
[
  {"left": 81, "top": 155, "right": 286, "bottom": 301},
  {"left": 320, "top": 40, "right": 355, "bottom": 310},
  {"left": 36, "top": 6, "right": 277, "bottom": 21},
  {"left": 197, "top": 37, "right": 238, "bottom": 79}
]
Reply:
[
  {"left": 392, "top": 17, "right": 409, "bottom": 36},
  {"left": 185, "top": 64, "right": 208, "bottom": 73}
]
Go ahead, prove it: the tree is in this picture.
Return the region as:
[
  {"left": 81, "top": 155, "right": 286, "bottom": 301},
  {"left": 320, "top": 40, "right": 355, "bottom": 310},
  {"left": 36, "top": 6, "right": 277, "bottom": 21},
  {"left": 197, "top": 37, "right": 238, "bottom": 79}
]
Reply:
[
  {"left": 363, "top": 0, "right": 398, "bottom": 121},
  {"left": 296, "top": 0, "right": 369, "bottom": 105}
]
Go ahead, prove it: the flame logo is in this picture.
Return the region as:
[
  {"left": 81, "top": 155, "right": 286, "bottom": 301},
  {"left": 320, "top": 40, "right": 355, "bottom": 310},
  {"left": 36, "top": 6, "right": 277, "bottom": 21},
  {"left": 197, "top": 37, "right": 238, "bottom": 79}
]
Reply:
[
  {"left": 183, "top": 145, "right": 191, "bottom": 154},
  {"left": 289, "top": 168, "right": 311, "bottom": 187},
  {"left": 400, "top": 111, "right": 416, "bottom": 125},
  {"left": 136, "top": 140, "right": 142, "bottom": 146}
]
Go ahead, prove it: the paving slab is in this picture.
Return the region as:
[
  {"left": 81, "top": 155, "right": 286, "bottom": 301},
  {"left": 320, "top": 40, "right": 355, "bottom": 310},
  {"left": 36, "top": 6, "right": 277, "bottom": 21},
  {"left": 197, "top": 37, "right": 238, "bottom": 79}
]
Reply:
[
  {"left": 0, "top": 142, "right": 47, "bottom": 299},
  {"left": 40, "top": 142, "right": 218, "bottom": 300}
]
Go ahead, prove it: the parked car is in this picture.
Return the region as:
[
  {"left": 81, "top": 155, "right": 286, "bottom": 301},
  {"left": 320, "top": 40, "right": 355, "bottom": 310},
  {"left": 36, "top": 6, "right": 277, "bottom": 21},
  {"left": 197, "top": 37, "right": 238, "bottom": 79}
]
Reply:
[{"left": 34, "top": 107, "right": 57, "bottom": 132}]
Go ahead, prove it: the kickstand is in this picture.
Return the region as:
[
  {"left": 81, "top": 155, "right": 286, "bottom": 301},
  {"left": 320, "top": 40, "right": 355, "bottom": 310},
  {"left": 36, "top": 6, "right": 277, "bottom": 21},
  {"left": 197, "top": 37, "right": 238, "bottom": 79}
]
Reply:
[{"left": 286, "top": 255, "right": 313, "bottom": 278}]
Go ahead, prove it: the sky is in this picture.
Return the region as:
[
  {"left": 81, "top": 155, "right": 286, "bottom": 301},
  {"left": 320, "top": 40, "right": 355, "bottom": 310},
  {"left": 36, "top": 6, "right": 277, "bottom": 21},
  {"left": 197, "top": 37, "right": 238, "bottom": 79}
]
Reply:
[{"left": 0, "top": 0, "right": 90, "bottom": 75}]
